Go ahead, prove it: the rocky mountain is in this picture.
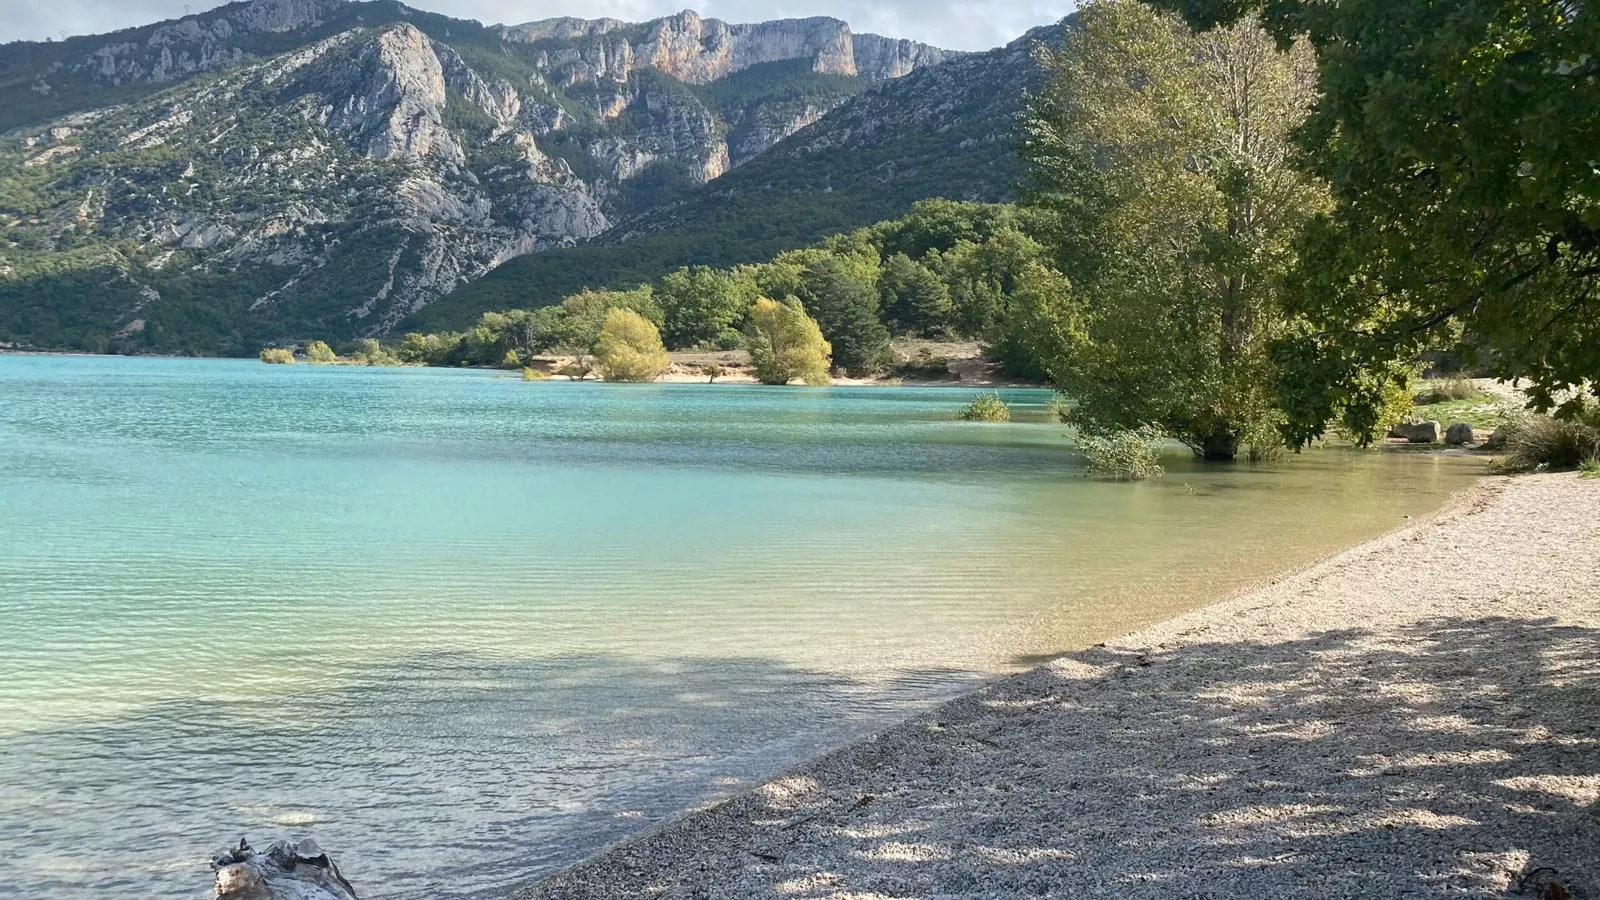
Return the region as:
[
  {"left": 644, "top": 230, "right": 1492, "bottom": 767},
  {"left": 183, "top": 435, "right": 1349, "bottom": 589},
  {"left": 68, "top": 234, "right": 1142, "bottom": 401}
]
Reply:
[
  {"left": 0, "top": 0, "right": 956, "bottom": 353},
  {"left": 418, "top": 23, "right": 1064, "bottom": 328}
]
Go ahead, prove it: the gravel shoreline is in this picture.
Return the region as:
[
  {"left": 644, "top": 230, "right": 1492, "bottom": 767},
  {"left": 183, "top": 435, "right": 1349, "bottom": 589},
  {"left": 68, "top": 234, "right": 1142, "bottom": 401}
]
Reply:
[{"left": 522, "top": 473, "right": 1600, "bottom": 899}]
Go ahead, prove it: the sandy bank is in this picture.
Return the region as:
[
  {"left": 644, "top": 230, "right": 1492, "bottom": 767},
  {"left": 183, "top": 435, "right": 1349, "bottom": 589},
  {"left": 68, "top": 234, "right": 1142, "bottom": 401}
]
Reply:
[{"left": 521, "top": 473, "right": 1600, "bottom": 899}]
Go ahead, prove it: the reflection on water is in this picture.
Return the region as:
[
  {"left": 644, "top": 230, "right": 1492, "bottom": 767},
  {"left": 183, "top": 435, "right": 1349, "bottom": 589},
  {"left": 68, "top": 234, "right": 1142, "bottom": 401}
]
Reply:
[{"left": 0, "top": 355, "right": 1481, "bottom": 897}]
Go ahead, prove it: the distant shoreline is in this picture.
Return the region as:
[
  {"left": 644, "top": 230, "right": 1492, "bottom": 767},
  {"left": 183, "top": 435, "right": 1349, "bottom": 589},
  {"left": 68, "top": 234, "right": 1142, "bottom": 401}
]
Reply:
[
  {"left": 3, "top": 346, "right": 1050, "bottom": 388},
  {"left": 518, "top": 472, "right": 1600, "bottom": 899}
]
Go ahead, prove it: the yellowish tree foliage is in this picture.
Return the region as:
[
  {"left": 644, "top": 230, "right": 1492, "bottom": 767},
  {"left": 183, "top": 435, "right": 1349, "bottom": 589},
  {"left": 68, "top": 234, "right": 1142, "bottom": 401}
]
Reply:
[
  {"left": 304, "top": 340, "right": 337, "bottom": 363},
  {"left": 596, "top": 308, "right": 671, "bottom": 382},
  {"left": 744, "top": 298, "right": 831, "bottom": 386}
]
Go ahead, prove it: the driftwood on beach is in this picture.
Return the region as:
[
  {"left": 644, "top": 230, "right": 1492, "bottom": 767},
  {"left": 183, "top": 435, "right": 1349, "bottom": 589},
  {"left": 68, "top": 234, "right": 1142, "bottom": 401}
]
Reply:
[{"left": 212, "top": 838, "right": 357, "bottom": 899}]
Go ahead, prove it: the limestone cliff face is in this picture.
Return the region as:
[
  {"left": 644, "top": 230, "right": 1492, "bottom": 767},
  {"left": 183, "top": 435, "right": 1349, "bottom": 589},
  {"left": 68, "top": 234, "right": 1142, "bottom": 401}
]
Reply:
[
  {"left": 324, "top": 25, "right": 458, "bottom": 163},
  {"left": 0, "top": 4, "right": 963, "bottom": 348},
  {"left": 503, "top": 10, "right": 954, "bottom": 85},
  {"left": 79, "top": 0, "right": 348, "bottom": 85}
]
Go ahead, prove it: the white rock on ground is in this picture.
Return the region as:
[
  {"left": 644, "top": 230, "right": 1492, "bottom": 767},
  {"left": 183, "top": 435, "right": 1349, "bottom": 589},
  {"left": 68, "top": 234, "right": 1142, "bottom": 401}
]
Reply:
[{"left": 520, "top": 473, "right": 1600, "bottom": 900}]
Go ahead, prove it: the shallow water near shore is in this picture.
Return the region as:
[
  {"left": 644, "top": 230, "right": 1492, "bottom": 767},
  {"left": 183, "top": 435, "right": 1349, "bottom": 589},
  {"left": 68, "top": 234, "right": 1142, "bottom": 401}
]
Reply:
[{"left": 0, "top": 354, "right": 1480, "bottom": 897}]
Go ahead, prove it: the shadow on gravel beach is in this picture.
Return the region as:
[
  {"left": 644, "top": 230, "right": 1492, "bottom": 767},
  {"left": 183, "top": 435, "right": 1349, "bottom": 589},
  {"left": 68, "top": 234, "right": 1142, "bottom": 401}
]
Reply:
[{"left": 525, "top": 614, "right": 1600, "bottom": 899}]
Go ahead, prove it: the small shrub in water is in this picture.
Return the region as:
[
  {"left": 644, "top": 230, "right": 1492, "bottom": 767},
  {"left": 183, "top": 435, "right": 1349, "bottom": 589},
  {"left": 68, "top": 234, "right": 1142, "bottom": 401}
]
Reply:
[
  {"left": 258, "top": 347, "right": 295, "bottom": 364},
  {"left": 957, "top": 392, "right": 1011, "bottom": 422},
  {"left": 521, "top": 366, "right": 549, "bottom": 381},
  {"left": 1046, "top": 392, "right": 1071, "bottom": 423},
  {"left": 1077, "top": 426, "right": 1165, "bottom": 480}
]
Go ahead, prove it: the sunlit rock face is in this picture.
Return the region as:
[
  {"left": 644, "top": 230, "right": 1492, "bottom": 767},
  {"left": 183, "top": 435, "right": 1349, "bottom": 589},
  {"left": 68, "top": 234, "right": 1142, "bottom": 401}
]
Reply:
[
  {"left": 0, "top": 4, "right": 958, "bottom": 346},
  {"left": 502, "top": 10, "right": 955, "bottom": 85}
]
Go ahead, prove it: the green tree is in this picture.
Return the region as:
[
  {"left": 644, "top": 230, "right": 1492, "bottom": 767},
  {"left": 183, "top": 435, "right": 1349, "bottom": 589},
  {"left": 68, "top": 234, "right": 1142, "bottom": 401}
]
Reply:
[
  {"left": 657, "top": 266, "right": 757, "bottom": 349},
  {"left": 1021, "top": 0, "right": 1338, "bottom": 459},
  {"left": 931, "top": 228, "right": 1046, "bottom": 339},
  {"left": 878, "top": 253, "right": 953, "bottom": 336},
  {"left": 596, "top": 308, "right": 672, "bottom": 382},
  {"left": 397, "top": 331, "right": 462, "bottom": 366},
  {"left": 352, "top": 338, "right": 393, "bottom": 366},
  {"left": 555, "top": 286, "right": 661, "bottom": 355},
  {"left": 1155, "top": 0, "right": 1600, "bottom": 437},
  {"left": 798, "top": 255, "right": 889, "bottom": 375},
  {"left": 745, "top": 298, "right": 832, "bottom": 386}
]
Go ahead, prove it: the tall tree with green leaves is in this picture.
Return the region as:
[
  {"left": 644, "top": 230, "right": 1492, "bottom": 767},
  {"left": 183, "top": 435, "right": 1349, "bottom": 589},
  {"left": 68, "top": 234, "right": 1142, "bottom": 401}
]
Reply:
[
  {"left": 1154, "top": 0, "right": 1600, "bottom": 438},
  {"left": 656, "top": 266, "right": 758, "bottom": 350},
  {"left": 798, "top": 255, "right": 890, "bottom": 375},
  {"left": 1022, "top": 0, "right": 1338, "bottom": 459},
  {"left": 554, "top": 286, "right": 661, "bottom": 355},
  {"left": 877, "top": 253, "right": 953, "bottom": 336}
]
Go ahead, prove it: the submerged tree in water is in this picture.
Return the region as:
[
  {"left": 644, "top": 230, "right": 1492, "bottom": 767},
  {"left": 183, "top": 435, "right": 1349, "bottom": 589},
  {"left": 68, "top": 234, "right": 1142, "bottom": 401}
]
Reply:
[
  {"left": 745, "top": 298, "right": 832, "bottom": 386},
  {"left": 1021, "top": 0, "right": 1376, "bottom": 459},
  {"left": 1155, "top": 0, "right": 1600, "bottom": 439},
  {"left": 597, "top": 308, "right": 671, "bottom": 382}
]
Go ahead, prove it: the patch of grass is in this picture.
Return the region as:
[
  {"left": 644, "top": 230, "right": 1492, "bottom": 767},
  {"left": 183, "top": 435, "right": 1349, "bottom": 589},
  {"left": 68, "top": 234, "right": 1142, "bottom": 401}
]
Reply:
[
  {"left": 1488, "top": 407, "right": 1600, "bottom": 474},
  {"left": 957, "top": 392, "right": 1011, "bottom": 422},
  {"left": 1412, "top": 396, "right": 1512, "bottom": 432},
  {"left": 1581, "top": 458, "right": 1600, "bottom": 479},
  {"left": 1414, "top": 376, "right": 1490, "bottom": 404}
]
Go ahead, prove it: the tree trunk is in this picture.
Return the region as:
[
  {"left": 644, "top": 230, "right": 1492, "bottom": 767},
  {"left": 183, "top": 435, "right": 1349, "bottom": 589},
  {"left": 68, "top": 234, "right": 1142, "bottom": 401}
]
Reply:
[
  {"left": 1201, "top": 433, "right": 1239, "bottom": 461},
  {"left": 212, "top": 838, "right": 357, "bottom": 899}
]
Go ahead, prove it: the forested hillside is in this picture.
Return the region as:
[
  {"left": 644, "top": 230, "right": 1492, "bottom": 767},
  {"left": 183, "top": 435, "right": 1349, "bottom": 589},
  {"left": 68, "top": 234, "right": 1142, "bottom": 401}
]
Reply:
[{"left": 0, "top": 0, "right": 994, "bottom": 354}]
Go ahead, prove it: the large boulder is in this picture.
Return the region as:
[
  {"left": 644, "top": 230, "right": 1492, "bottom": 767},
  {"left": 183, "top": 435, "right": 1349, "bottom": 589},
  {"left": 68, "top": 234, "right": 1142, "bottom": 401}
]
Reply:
[
  {"left": 212, "top": 838, "right": 357, "bottom": 899},
  {"left": 1389, "top": 420, "right": 1441, "bottom": 443},
  {"left": 1445, "top": 422, "right": 1476, "bottom": 445}
]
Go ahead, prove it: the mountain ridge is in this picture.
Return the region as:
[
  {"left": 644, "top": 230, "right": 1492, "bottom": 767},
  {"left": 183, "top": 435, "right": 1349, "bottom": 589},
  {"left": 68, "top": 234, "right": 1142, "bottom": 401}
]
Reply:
[{"left": 0, "top": 0, "right": 1058, "bottom": 354}]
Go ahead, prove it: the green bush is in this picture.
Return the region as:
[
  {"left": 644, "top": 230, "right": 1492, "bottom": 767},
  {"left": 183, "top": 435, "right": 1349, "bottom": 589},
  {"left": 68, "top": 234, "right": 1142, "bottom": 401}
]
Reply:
[
  {"left": 1046, "top": 392, "right": 1071, "bottom": 422},
  {"left": 352, "top": 338, "right": 397, "bottom": 366},
  {"left": 521, "top": 366, "right": 550, "bottom": 381},
  {"left": 957, "top": 392, "right": 1011, "bottom": 422},
  {"left": 1076, "top": 427, "right": 1165, "bottom": 481},
  {"left": 1490, "top": 407, "right": 1600, "bottom": 473},
  {"left": 258, "top": 347, "right": 295, "bottom": 364}
]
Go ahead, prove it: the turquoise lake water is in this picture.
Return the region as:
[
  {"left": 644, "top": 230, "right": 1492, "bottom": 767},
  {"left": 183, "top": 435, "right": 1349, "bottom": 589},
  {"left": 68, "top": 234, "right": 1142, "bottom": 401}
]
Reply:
[{"left": 0, "top": 354, "right": 1481, "bottom": 897}]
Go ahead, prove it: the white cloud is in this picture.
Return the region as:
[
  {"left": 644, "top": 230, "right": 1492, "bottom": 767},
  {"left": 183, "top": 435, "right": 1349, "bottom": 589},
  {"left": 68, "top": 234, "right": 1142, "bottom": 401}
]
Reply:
[{"left": 2, "top": 0, "right": 1075, "bottom": 52}]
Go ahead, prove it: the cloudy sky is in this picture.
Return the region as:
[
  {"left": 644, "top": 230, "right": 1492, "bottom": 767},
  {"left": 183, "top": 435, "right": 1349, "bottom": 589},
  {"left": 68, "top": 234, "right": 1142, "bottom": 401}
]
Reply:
[{"left": 11, "top": 0, "right": 1076, "bottom": 51}]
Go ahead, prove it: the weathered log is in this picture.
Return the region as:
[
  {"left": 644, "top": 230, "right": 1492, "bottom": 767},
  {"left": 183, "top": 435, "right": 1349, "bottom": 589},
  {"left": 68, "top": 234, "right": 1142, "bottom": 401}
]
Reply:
[{"left": 212, "top": 837, "right": 357, "bottom": 899}]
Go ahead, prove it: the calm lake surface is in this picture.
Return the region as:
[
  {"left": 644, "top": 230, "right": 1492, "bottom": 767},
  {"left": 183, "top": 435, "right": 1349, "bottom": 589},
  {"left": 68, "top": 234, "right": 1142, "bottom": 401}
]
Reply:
[{"left": 0, "top": 354, "right": 1481, "bottom": 897}]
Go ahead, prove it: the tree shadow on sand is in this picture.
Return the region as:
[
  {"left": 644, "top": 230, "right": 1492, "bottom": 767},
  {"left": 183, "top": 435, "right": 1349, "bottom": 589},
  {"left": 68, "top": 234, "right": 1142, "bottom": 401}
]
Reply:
[{"left": 527, "top": 616, "right": 1600, "bottom": 898}]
